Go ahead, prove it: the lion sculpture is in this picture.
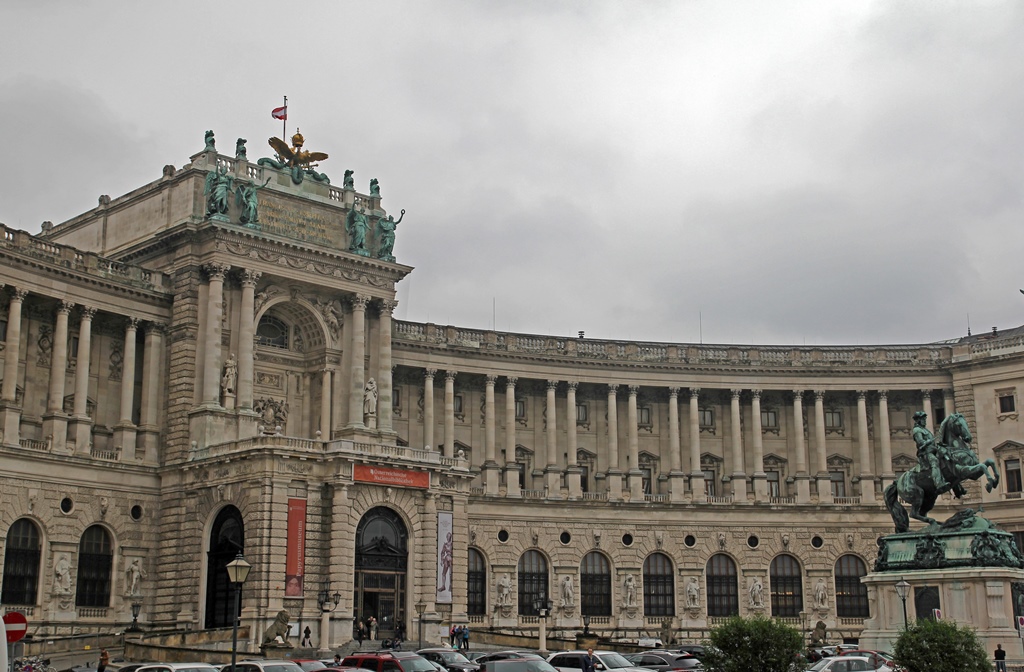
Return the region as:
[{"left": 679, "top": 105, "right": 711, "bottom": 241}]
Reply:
[{"left": 262, "top": 609, "right": 293, "bottom": 646}]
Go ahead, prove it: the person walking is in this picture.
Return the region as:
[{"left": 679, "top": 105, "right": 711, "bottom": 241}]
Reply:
[
  {"left": 995, "top": 644, "right": 1007, "bottom": 672},
  {"left": 369, "top": 616, "right": 378, "bottom": 641},
  {"left": 98, "top": 649, "right": 110, "bottom": 672},
  {"left": 450, "top": 625, "right": 458, "bottom": 648},
  {"left": 461, "top": 625, "right": 469, "bottom": 651},
  {"left": 357, "top": 620, "right": 365, "bottom": 647}
]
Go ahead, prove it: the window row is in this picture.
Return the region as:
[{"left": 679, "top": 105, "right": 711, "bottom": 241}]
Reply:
[{"left": 466, "top": 549, "right": 869, "bottom": 620}]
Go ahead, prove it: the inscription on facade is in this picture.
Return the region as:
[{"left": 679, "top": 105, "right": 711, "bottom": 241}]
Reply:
[{"left": 259, "top": 197, "right": 344, "bottom": 248}]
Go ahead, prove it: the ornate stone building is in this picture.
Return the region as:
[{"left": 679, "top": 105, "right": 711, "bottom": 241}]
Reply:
[{"left": 1, "top": 132, "right": 1023, "bottom": 647}]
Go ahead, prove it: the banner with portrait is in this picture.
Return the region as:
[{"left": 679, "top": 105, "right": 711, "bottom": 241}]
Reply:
[
  {"left": 436, "top": 511, "right": 453, "bottom": 603},
  {"left": 285, "top": 498, "right": 307, "bottom": 597}
]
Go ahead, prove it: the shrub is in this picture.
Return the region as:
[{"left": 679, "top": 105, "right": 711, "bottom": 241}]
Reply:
[
  {"left": 891, "top": 618, "right": 989, "bottom": 672},
  {"left": 700, "top": 615, "right": 806, "bottom": 672}
]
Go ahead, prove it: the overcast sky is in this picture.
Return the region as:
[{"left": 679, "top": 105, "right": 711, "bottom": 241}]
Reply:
[{"left": 2, "top": 1, "right": 1023, "bottom": 346}]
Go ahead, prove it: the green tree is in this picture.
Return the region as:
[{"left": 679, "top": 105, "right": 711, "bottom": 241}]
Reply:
[
  {"left": 892, "top": 618, "right": 990, "bottom": 672},
  {"left": 701, "top": 616, "right": 806, "bottom": 672}
]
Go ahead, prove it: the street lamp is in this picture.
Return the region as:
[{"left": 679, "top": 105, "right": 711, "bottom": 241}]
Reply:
[
  {"left": 225, "top": 553, "right": 252, "bottom": 672},
  {"left": 532, "top": 592, "right": 553, "bottom": 655},
  {"left": 317, "top": 582, "right": 342, "bottom": 653},
  {"left": 894, "top": 578, "right": 911, "bottom": 629},
  {"left": 582, "top": 614, "right": 591, "bottom": 636},
  {"left": 128, "top": 600, "right": 142, "bottom": 632},
  {"left": 415, "top": 601, "right": 426, "bottom": 650}
]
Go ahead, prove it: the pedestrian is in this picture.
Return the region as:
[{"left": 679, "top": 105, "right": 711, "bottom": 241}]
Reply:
[
  {"left": 301, "top": 625, "right": 312, "bottom": 648},
  {"left": 995, "top": 643, "right": 1007, "bottom": 672},
  {"left": 461, "top": 625, "right": 469, "bottom": 651},
  {"left": 357, "top": 620, "right": 366, "bottom": 646},
  {"left": 369, "top": 616, "right": 378, "bottom": 641},
  {"left": 581, "top": 649, "right": 596, "bottom": 672},
  {"left": 98, "top": 649, "right": 110, "bottom": 672},
  {"left": 450, "top": 625, "right": 457, "bottom": 648},
  {"left": 334, "top": 655, "right": 342, "bottom": 667}
]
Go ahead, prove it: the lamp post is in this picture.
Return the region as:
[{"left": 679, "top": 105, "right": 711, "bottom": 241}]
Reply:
[
  {"left": 225, "top": 553, "right": 252, "bottom": 672},
  {"left": 582, "top": 614, "right": 590, "bottom": 636},
  {"left": 316, "top": 582, "right": 342, "bottom": 653},
  {"left": 894, "top": 578, "right": 910, "bottom": 630},
  {"left": 532, "top": 593, "right": 552, "bottom": 655},
  {"left": 128, "top": 599, "right": 142, "bottom": 632},
  {"left": 415, "top": 601, "right": 426, "bottom": 649}
]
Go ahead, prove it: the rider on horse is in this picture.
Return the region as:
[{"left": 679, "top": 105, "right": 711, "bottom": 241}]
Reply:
[{"left": 913, "top": 411, "right": 949, "bottom": 491}]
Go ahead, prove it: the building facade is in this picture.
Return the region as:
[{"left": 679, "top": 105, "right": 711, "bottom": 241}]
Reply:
[{"left": 1, "top": 133, "right": 1023, "bottom": 647}]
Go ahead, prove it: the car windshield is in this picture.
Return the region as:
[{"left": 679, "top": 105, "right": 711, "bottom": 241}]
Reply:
[
  {"left": 402, "top": 658, "right": 441, "bottom": 672},
  {"left": 440, "top": 654, "right": 471, "bottom": 664},
  {"left": 595, "top": 655, "right": 633, "bottom": 669},
  {"left": 807, "top": 661, "right": 832, "bottom": 672}
]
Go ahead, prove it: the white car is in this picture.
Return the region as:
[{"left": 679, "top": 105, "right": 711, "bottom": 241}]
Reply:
[
  {"left": 547, "top": 651, "right": 653, "bottom": 672},
  {"left": 807, "top": 656, "right": 892, "bottom": 672}
]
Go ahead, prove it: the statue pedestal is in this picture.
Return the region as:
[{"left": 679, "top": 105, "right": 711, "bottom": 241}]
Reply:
[{"left": 860, "top": 567, "right": 1024, "bottom": 655}]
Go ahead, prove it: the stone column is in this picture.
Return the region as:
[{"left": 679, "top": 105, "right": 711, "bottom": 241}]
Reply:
[
  {"left": 347, "top": 294, "right": 369, "bottom": 428},
  {"left": 70, "top": 306, "right": 96, "bottom": 455},
  {"left": 237, "top": 270, "right": 260, "bottom": 411},
  {"left": 793, "top": 391, "right": 811, "bottom": 504},
  {"left": 922, "top": 390, "right": 933, "bottom": 433},
  {"left": 878, "top": 391, "right": 895, "bottom": 489},
  {"left": 606, "top": 384, "right": 623, "bottom": 501},
  {"left": 378, "top": 300, "right": 396, "bottom": 433},
  {"left": 201, "top": 263, "right": 229, "bottom": 407},
  {"left": 43, "top": 300, "right": 74, "bottom": 452},
  {"left": 320, "top": 368, "right": 333, "bottom": 439},
  {"left": 1, "top": 289, "right": 27, "bottom": 447},
  {"left": 116, "top": 318, "right": 139, "bottom": 462},
  {"left": 626, "top": 385, "right": 644, "bottom": 500},
  {"left": 443, "top": 370, "right": 456, "bottom": 458},
  {"left": 668, "top": 387, "right": 686, "bottom": 502},
  {"left": 813, "top": 390, "right": 832, "bottom": 504},
  {"left": 505, "top": 377, "right": 520, "bottom": 498},
  {"left": 138, "top": 322, "right": 164, "bottom": 463},
  {"left": 545, "top": 380, "right": 562, "bottom": 499},
  {"left": 423, "top": 369, "right": 436, "bottom": 450},
  {"left": 483, "top": 374, "right": 500, "bottom": 496},
  {"left": 566, "top": 381, "right": 582, "bottom": 499},
  {"left": 942, "top": 389, "right": 955, "bottom": 418},
  {"left": 856, "top": 390, "right": 876, "bottom": 503},
  {"left": 750, "top": 390, "right": 767, "bottom": 502},
  {"left": 689, "top": 388, "right": 705, "bottom": 502},
  {"left": 729, "top": 389, "right": 746, "bottom": 500}
]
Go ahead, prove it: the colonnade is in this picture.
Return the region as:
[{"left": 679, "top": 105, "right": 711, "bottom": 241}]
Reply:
[
  {"left": 413, "top": 370, "right": 956, "bottom": 505},
  {"left": 0, "top": 286, "right": 164, "bottom": 462}
]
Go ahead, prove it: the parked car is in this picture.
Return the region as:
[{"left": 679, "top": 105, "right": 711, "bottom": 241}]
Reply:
[
  {"left": 139, "top": 665, "right": 220, "bottom": 672},
  {"left": 837, "top": 651, "right": 894, "bottom": 668},
  {"left": 223, "top": 661, "right": 306, "bottom": 672},
  {"left": 416, "top": 649, "right": 480, "bottom": 672},
  {"left": 291, "top": 661, "right": 327, "bottom": 672},
  {"left": 547, "top": 650, "right": 654, "bottom": 672},
  {"left": 473, "top": 653, "right": 543, "bottom": 666},
  {"left": 672, "top": 647, "right": 705, "bottom": 662},
  {"left": 479, "top": 661, "right": 559, "bottom": 672},
  {"left": 806, "top": 656, "right": 892, "bottom": 672},
  {"left": 622, "top": 652, "right": 702, "bottom": 671},
  {"left": 341, "top": 652, "right": 437, "bottom": 672}
]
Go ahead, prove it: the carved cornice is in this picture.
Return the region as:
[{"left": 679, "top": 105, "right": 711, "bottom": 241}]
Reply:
[
  {"left": 57, "top": 300, "right": 75, "bottom": 315},
  {"left": 203, "top": 263, "right": 230, "bottom": 281},
  {"left": 79, "top": 306, "right": 97, "bottom": 321}
]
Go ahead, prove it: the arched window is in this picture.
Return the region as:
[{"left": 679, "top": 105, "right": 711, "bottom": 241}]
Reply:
[
  {"left": 468, "top": 549, "right": 486, "bottom": 616},
  {"left": 76, "top": 525, "right": 112, "bottom": 608},
  {"left": 2, "top": 519, "right": 41, "bottom": 605},
  {"left": 835, "top": 555, "right": 869, "bottom": 618},
  {"left": 256, "top": 315, "right": 289, "bottom": 349},
  {"left": 706, "top": 554, "right": 738, "bottom": 617},
  {"left": 770, "top": 554, "right": 803, "bottom": 618},
  {"left": 643, "top": 553, "right": 674, "bottom": 616},
  {"left": 580, "top": 552, "right": 611, "bottom": 616},
  {"left": 517, "top": 550, "right": 548, "bottom": 616},
  {"left": 205, "top": 506, "right": 244, "bottom": 628}
]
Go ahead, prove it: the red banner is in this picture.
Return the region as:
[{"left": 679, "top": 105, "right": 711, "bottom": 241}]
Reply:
[
  {"left": 353, "top": 464, "right": 430, "bottom": 489},
  {"left": 285, "top": 498, "right": 306, "bottom": 597}
]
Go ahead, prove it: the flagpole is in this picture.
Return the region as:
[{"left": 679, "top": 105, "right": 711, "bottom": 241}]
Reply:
[{"left": 283, "top": 95, "right": 287, "bottom": 139}]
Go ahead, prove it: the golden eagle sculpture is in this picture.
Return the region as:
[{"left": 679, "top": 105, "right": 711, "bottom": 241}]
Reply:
[{"left": 257, "top": 129, "right": 331, "bottom": 185}]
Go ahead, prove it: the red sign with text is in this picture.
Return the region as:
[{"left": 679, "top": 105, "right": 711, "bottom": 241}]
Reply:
[
  {"left": 285, "top": 498, "right": 306, "bottom": 597},
  {"left": 353, "top": 464, "right": 430, "bottom": 489},
  {"left": 4, "top": 612, "right": 27, "bottom": 643}
]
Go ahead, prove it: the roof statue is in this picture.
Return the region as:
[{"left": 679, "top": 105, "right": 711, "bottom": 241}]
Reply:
[{"left": 258, "top": 129, "right": 331, "bottom": 185}]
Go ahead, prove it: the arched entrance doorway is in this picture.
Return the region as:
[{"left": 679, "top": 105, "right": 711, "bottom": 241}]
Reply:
[
  {"left": 205, "top": 506, "right": 244, "bottom": 628},
  {"left": 354, "top": 507, "right": 408, "bottom": 640}
]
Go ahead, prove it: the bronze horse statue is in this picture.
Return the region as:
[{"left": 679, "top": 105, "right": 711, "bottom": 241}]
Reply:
[{"left": 884, "top": 412, "right": 999, "bottom": 533}]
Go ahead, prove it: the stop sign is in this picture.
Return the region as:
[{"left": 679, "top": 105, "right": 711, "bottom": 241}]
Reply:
[{"left": 3, "top": 611, "right": 28, "bottom": 643}]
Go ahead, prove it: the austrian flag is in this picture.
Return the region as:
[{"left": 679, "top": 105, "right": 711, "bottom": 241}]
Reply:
[{"left": 271, "top": 106, "right": 287, "bottom": 120}]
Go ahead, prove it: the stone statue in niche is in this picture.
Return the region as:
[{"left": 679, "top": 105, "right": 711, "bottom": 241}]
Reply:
[
  {"left": 364, "top": 378, "right": 378, "bottom": 417},
  {"left": 496, "top": 574, "right": 512, "bottom": 606},
  {"left": 125, "top": 557, "right": 147, "bottom": 596},
  {"left": 54, "top": 555, "right": 72, "bottom": 594},
  {"left": 749, "top": 576, "right": 765, "bottom": 608},
  {"left": 561, "top": 574, "right": 575, "bottom": 607},
  {"left": 685, "top": 576, "right": 700, "bottom": 608},
  {"left": 623, "top": 573, "right": 637, "bottom": 607},
  {"left": 814, "top": 578, "right": 828, "bottom": 609},
  {"left": 221, "top": 354, "right": 237, "bottom": 396}
]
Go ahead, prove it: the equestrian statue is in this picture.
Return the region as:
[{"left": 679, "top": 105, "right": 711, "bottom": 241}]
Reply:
[{"left": 884, "top": 411, "right": 999, "bottom": 533}]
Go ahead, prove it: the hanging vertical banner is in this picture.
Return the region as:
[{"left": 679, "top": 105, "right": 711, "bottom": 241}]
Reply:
[
  {"left": 436, "top": 511, "right": 453, "bottom": 603},
  {"left": 285, "top": 498, "right": 307, "bottom": 597}
]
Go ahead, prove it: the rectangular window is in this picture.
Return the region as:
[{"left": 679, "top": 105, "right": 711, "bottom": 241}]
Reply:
[
  {"left": 932, "top": 407, "right": 945, "bottom": 425},
  {"left": 825, "top": 410, "right": 842, "bottom": 428},
  {"left": 515, "top": 399, "right": 526, "bottom": 419},
  {"left": 1007, "top": 459, "right": 1022, "bottom": 494},
  {"left": 830, "top": 471, "right": 846, "bottom": 498},
  {"left": 392, "top": 387, "right": 401, "bottom": 408},
  {"left": 453, "top": 394, "right": 463, "bottom": 414},
  {"left": 703, "top": 470, "right": 717, "bottom": 497},
  {"left": 638, "top": 406, "right": 652, "bottom": 426},
  {"left": 1000, "top": 395, "right": 1016, "bottom": 414},
  {"left": 580, "top": 465, "right": 589, "bottom": 493},
  {"left": 699, "top": 409, "right": 714, "bottom": 427},
  {"left": 641, "top": 468, "right": 652, "bottom": 495},
  {"left": 766, "top": 471, "right": 781, "bottom": 498},
  {"left": 70, "top": 335, "right": 80, "bottom": 356},
  {"left": 760, "top": 409, "right": 778, "bottom": 428},
  {"left": 576, "top": 403, "right": 588, "bottom": 423}
]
